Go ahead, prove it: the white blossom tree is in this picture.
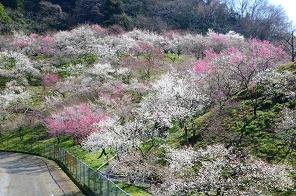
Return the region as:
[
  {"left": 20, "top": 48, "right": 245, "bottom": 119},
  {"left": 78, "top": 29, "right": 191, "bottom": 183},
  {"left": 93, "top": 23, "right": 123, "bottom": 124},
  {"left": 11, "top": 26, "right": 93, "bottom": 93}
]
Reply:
[
  {"left": 0, "top": 51, "right": 40, "bottom": 78},
  {"left": 138, "top": 70, "right": 209, "bottom": 143},
  {"left": 152, "top": 144, "right": 294, "bottom": 196},
  {"left": 276, "top": 108, "right": 296, "bottom": 153}
]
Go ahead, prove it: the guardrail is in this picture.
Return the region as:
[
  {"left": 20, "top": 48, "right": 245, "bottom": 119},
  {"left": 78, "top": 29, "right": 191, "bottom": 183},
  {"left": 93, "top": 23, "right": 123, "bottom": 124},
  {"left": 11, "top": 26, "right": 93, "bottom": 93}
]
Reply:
[{"left": 43, "top": 144, "right": 130, "bottom": 196}]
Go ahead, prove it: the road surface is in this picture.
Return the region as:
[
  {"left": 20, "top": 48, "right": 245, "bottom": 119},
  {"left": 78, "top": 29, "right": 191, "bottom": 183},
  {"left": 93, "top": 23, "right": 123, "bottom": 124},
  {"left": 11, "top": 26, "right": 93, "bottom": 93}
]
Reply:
[{"left": 0, "top": 152, "right": 84, "bottom": 196}]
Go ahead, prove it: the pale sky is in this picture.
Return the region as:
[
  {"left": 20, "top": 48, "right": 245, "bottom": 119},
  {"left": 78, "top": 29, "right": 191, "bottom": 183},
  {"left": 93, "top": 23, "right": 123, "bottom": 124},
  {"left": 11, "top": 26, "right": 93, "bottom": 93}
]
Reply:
[{"left": 269, "top": 0, "right": 296, "bottom": 25}]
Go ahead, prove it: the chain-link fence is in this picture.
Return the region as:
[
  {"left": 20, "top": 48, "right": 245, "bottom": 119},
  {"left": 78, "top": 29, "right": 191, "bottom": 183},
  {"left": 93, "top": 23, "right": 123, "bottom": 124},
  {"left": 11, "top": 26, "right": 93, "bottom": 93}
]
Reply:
[{"left": 43, "top": 144, "right": 130, "bottom": 196}]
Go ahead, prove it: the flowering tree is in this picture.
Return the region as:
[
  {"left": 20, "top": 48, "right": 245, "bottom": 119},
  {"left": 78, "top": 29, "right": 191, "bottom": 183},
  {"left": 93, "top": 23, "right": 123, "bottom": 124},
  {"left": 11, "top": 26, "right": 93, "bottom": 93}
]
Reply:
[
  {"left": 138, "top": 71, "right": 208, "bottom": 144},
  {"left": 82, "top": 78, "right": 153, "bottom": 157},
  {"left": 86, "top": 62, "right": 129, "bottom": 82},
  {"left": 152, "top": 144, "right": 294, "bottom": 196},
  {"left": 193, "top": 39, "right": 288, "bottom": 113},
  {"left": 0, "top": 80, "right": 30, "bottom": 110},
  {"left": 0, "top": 51, "right": 40, "bottom": 78},
  {"left": 83, "top": 116, "right": 147, "bottom": 155},
  {"left": 45, "top": 103, "right": 106, "bottom": 144}
]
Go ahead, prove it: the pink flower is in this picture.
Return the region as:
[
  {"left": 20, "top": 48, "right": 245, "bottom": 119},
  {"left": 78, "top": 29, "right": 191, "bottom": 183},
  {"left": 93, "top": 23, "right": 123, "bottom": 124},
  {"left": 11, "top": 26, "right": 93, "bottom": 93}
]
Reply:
[
  {"left": 41, "top": 36, "right": 53, "bottom": 46},
  {"left": 42, "top": 73, "right": 60, "bottom": 87},
  {"left": 15, "top": 39, "right": 28, "bottom": 48},
  {"left": 204, "top": 48, "right": 218, "bottom": 59},
  {"left": 45, "top": 104, "right": 106, "bottom": 143},
  {"left": 193, "top": 60, "right": 210, "bottom": 74},
  {"left": 226, "top": 47, "right": 244, "bottom": 64},
  {"left": 29, "top": 33, "right": 39, "bottom": 38}
]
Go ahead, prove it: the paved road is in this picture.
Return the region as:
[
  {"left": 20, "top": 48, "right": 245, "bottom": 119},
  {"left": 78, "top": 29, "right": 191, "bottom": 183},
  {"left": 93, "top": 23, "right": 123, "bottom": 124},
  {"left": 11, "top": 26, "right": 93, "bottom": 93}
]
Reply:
[{"left": 0, "top": 152, "right": 84, "bottom": 196}]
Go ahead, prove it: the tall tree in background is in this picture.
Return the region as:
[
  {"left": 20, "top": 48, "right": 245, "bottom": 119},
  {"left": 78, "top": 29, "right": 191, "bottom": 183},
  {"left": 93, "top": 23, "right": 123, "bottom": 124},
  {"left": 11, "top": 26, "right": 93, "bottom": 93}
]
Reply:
[
  {"left": 0, "top": 0, "right": 291, "bottom": 42},
  {"left": 0, "top": 0, "right": 23, "bottom": 9},
  {"left": 37, "top": 1, "right": 67, "bottom": 30},
  {"left": 224, "top": 0, "right": 289, "bottom": 40},
  {"left": 74, "top": 0, "right": 103, "bottom": 24},
  {"left": 0, "top": 3, "right": 13, "bottom": 33},
  {"left": 282, "top": 29, "right": 296, "bottom": 62}
]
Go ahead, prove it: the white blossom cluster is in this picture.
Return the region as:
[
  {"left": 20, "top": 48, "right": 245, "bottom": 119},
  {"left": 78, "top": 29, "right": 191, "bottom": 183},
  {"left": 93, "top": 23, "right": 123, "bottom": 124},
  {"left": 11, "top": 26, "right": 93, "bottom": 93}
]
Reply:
[
  {"left": 0, "top": 51, "right": 40, "bottom": 78},
  {"left": 154, "top": 144, "right": 294, "bottom": 196},
  {"left": 86, "top": 62, "right": 130, "bottom": 81},
  {"left": 0, "top": 80, "right": 30, "bottom": 109},
  {"left": 167, "top": 147, "right": 199, "bottom": 172},
  {"left": 109, "top": 151, "right": 161, "bottom": 182},
  {"left": 53, "top": 26, "right": 116, "bottom": 58},
  {"left": 275, "top": 108, "right": 296, "bottom": 150},
  {"left": 253, "top": 70, "right": 296, "bottom": 100},
  {"left": 138, "top": 71, "right": 208, "bottom": 128},
  {"left": 276, "top": 108, "right": 296, "bottom": 131},
  {"left": 124, "top": 29, "right": 166, "bottom": 48},
  {"left": 83, "top": 116, "right": 146, "bottom": 151}
]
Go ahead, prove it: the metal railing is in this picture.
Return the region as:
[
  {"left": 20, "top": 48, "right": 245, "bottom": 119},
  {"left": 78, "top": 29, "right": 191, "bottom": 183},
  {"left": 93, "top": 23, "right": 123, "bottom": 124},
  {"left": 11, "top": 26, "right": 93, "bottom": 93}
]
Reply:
[{"left": 42, "top": 144, "right": 130, "bottom": 196}]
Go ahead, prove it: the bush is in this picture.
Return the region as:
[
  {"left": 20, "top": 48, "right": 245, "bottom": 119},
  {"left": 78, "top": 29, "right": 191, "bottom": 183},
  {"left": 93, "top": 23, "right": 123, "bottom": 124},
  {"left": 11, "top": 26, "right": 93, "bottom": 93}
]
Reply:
[{"left": 0, "top": 3, "right": 13, "bottom": 33}]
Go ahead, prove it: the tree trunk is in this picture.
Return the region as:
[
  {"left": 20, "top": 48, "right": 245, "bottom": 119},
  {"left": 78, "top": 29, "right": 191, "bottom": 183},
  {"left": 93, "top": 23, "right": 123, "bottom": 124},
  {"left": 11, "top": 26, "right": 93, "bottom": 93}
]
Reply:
[
  {"left": 292, "top": 31, "right": 295, "bottom": 62},
  {"left": 253, "top": 104, "right": 257, "bottom": 116},
  {"left": 184, "top": 125, "right": 189, "bottom": 146},
  {"left": 98, "top": 148, "right": 107, "bottom": 159}
]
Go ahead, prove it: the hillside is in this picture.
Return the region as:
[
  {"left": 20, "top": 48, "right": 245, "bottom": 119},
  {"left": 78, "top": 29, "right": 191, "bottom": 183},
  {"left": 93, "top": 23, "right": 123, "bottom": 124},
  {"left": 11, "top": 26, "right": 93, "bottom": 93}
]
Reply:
[
  {"left": 0, "top": 26, "right": 296, "bottom": 195},
  {"left": 0, "top": 0, "right": 290, "bottom": 41}
]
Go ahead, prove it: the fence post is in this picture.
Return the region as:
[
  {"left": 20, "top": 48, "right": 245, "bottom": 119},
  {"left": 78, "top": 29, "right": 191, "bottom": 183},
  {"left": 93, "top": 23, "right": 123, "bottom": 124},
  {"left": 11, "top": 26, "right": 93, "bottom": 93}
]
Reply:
[
  {"left": 107, "top": 180, "right": 110, "bottom": 196},
  {"left": 99, "top": 174, "right": 103, "bottom": 196},
  {"left": 93, "top": 174, "right": 96, "bottom": 195},
  {"left": 83, "top": 164, "right": 86, "bottom": 184},
  {"left": 88, "top": 168, "right": 91, "bottom": 190},
  {"left": 79, "top": 161, "right": 82, "bottom": 184},
  {"left": 76, "top": 158, "right": 79, "bottom": 180}
]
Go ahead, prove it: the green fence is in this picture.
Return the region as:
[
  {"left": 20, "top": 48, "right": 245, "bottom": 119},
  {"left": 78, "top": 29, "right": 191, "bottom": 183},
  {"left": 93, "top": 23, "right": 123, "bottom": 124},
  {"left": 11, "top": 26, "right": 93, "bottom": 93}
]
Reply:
[{"left": 42, "top": 144, "right": 130, "bottom": 196}]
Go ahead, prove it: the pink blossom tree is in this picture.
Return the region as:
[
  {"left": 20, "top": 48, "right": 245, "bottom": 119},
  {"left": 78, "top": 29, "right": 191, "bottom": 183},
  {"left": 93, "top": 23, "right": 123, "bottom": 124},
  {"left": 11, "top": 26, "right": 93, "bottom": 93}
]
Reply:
[
  {"left": 45, "top": 103, "right": 106, "bottom": 144},
  {"left": 193, "top": 39, "right": 288, "bottom": 114}
]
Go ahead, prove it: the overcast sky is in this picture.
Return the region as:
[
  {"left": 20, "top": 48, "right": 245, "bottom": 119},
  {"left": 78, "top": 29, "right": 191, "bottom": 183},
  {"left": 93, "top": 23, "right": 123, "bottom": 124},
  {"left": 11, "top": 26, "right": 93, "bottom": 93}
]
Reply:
[{"left": 269, "top": 0, "right": 296, "bottom": 25}]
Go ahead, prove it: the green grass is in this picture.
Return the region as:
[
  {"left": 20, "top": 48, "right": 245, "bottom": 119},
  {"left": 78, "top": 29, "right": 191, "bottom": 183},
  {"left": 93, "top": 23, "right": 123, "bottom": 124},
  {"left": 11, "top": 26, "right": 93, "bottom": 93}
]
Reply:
[
  {"left": 278, "top": 62, "right": 296, "bottom": 73},
  {"left": 116, "top": 183, "right": 151, "bottom": 196},
  {"left": 0, "top": 76, "right": 13, "bottom": 89},
  {"left": 164, "top": 52, "right": 189, "bottom": 63},
  {"left": 0, "top": 126, "right": 151, "bottom": 195}
]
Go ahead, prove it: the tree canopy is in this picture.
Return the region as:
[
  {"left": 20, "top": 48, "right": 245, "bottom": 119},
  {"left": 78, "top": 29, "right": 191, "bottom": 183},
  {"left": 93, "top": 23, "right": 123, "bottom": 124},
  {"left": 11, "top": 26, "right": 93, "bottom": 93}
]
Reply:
[{"left": 0, "top": 0, "right": 291, "bottom": 40}]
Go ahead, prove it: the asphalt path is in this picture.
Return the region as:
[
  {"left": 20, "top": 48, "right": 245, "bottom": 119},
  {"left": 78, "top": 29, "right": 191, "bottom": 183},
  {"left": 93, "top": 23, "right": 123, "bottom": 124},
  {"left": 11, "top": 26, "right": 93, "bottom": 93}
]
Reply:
[{"left": 0, "top": 152, "right": 84, "bottom": 196}]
